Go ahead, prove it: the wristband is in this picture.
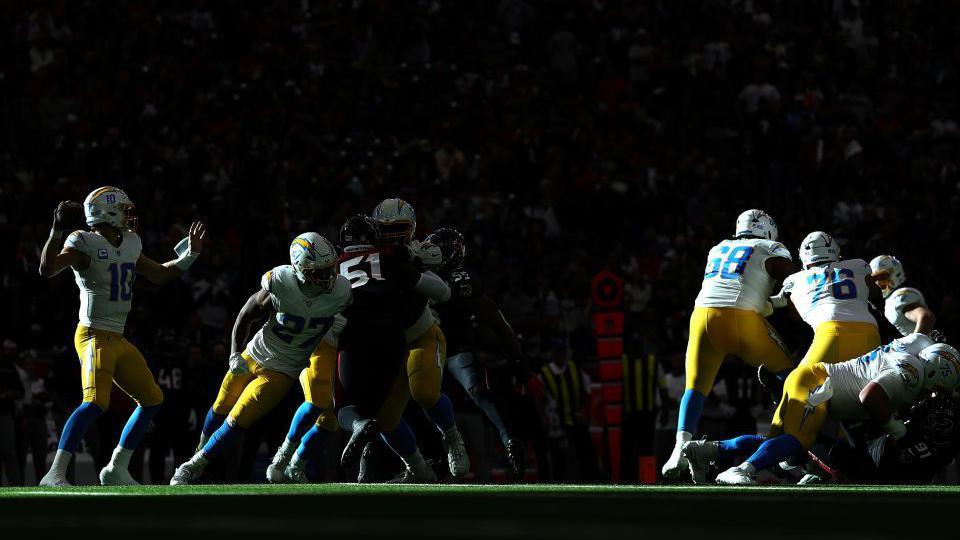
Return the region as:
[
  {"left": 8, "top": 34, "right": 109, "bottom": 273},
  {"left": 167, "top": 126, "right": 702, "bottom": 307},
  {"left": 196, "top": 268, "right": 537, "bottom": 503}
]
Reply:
[{"left": 173, "top": 237, "right": 199, "bottom": 271}]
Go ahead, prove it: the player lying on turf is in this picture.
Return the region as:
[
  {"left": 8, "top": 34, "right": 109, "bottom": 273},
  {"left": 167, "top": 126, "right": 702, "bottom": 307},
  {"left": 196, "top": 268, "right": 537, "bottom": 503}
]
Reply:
[
  {"left": 427, "top": 227, "right": 528, "bottom": 479},
  {"left": 804, "top": 393, "right": 960, "bottom": 484},
  {"left": 663, "top": 209, "right": 797, "bottom": 480},
  {"left": 171, "top": 233, "right": 350, "bottom": 485},
  {"left": 682, "top": 336, "right": 960, "bottom": 485},
  {"left": 38, "top": 186, "right": 204, "bottom": 486}
]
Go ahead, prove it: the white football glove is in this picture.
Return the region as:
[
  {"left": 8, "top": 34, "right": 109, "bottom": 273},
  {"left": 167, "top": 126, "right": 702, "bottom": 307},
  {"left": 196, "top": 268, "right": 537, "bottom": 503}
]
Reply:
[
  {"left": 882, "top": 418, "right": 907, "bottom": 440},
  {"left": 769, "top": 287, "right": 789, "bottom": 309},
  {"left": 410, "top": 241, "right": 442, "bottom": 268},
  {"left": 228, "top": 352, "right": 249, "bottom": 375}
]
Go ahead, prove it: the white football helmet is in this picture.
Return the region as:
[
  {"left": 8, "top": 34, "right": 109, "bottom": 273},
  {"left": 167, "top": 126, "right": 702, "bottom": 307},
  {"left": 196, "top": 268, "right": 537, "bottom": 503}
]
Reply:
[
  {"left": 372, "top": 198, "right": 417, "bottom": 243},
  {"left": 799, "top": 231, "right": 840, "bottom": 268},
  {"left": 869, "top": 255, "right": 906, "bottom": 298},
  {"left": 83, "top": 186, "right": 136, "bottom": 231},
  {"left": 919, "top": 343, "right": 960, "bottom": 391},
  {"left": 734, "top": 209, "right": 778, "bottom": 241},
  {"left": 289, "top": 233, "right": 338, "bottom": 293}
]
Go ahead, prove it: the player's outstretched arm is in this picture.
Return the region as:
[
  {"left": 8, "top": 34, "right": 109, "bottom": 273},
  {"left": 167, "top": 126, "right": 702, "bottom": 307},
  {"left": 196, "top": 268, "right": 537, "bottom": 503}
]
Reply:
[
  {"left": 137, "top": 221, "right": 206, "bottom": 284},
  {"left": 39, "top": 201, "right": 89, "bottom": 277},
  {"left": 414, "top": 270, "right": 451, "bottom": 302}
]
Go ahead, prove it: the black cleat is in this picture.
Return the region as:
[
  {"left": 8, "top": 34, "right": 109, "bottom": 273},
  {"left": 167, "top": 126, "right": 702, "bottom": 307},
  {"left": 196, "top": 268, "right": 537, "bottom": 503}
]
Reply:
[
  {"left": 758, "top": 364, "right": 785, "bottom": 406},
  {"left": 505, "top": 439, "right": 526, "bottom": 481},
  {"left": 357, "top": 441, "right": 377, "bottom": 483},
  {"left": 341, "top": 418, "right": 380, "bottom": 468}
]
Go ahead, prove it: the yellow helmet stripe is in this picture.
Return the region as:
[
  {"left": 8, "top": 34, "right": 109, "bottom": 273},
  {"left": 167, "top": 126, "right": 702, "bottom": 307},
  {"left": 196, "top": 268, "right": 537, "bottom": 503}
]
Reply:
[{"left": 89, "top": 186, "right": 117, "bottom": 201}]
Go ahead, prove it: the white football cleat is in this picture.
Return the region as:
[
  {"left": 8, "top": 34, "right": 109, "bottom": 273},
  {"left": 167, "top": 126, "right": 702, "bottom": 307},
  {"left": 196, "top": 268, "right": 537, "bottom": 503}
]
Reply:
[
  {"left": 284, "top": 459, "right": 308, "bottom": 484},
  {"left": 716, "top": 466, "right": 758, "bottom": 486},
  {"left": 266, "top": 443, "right": 295, "bottom": 484},
  {"left": 445, "top": 431, "right": 470, "bottom": 478},
  {"left": 661, "top": 443, "right": 690, "bottom": 480},
  {"left": 99, "top": 465, "right": 139, "bottom": 486},
  {"left": 681, "top": 439, "right": 717, "bottom": 484},
  {"left": 798, "top": 472, "right": 825, "bottom": 485},
  {"left": 387, "top": 462, "right": 438, "bottom": 484},
  {"left": 170, "top": 460, "right": 204, "bottom": 486},
  {"left": 39, "top": 472, "right": 72, "bottom": 487}
]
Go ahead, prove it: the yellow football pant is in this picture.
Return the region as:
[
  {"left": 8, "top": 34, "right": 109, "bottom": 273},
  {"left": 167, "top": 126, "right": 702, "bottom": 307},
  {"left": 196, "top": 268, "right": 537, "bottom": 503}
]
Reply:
[
  {"left": 799, "top": 321, "right": 880, "bottom": 366},
  {"left": 212, "top": 352, "right": 294, "bottom": 428},
  {"left": 74, "top": 325, "right": 163, "bottom": 411},
  {"left": 685, "top": 307, "right": 793, "bottom": 396},
  {"left": 372, "top": 324, "right": 448, "bottom": 431},
  {"left": 769, "top": 363, "right": 830, "bottom": 449},
  {"left": 301, "top": 341, "right": 338, "bottom": 431},
  {"left": 406, "top": 323, "right": 447, "bottom": 409}
]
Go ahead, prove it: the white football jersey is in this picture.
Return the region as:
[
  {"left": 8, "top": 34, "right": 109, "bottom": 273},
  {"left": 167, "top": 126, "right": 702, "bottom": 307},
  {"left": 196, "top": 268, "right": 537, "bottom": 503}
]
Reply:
[
  {"left": 887, "top": 332, "right": 935, "bottom": 356},
  {"left": 694, "top": 238, "right": 792, "bottom": 312},
  {"left": 782, "top": 259, "right": 876, "bottom": 329},
  {"left": 65, "top": 230, "right": 142, "bottom": 334},
  {"left": 825, "top": 349, "right": 925, "bottom": 420},
  {"left": 245, "top": 265, "right": 352, "bottom": 378},
  {"left": 884, "top": 287, "right": 927, "bottom": 336}
]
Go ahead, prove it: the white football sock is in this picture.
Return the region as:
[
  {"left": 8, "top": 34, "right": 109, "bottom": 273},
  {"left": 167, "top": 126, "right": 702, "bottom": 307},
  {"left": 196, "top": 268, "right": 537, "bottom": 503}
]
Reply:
[
  {"left": 111, "top": 447, "right": 133, "bottom": 469},
  {"left": 278, "top": 438, "right": 295, "bottom": 460},
  {"left": 289, "top": 451, "right": 305, "bottom": 468},
  {"left": 50, "top": 449, "right": 73, "bottom": 476},
  {"left": 676, "top": 431, "right": 693, "bottom": 444}
]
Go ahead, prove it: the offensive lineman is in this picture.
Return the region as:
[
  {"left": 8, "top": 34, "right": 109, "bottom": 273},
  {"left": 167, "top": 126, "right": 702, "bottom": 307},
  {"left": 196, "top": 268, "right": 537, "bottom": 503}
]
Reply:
[
  {"left": 662, "top": 209, "right": 796, "bottom": 480},
  {"left": 870, "top": 255, "right": 937, "bottom": 336},
  {"left": 170, "top": 233, "right": 350, "bottom": 485},
  {"left": 705, "top": 339, "right": 960, "bottom": 485},
  {"left": 38, "top": 187, "right": 205, "bottom": 486}
]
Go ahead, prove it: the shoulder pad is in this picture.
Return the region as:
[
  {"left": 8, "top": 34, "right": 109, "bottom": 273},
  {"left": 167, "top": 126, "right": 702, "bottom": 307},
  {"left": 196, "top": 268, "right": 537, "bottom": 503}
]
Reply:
[
  {"left": 64, "top": 230, "right": 90, "bottom": 252},
  {"left": 767, "top": 241, "right": 792, "bottom": 261},
  {"left": 892, "top": 287, "right": 926, "bottom": 308}
]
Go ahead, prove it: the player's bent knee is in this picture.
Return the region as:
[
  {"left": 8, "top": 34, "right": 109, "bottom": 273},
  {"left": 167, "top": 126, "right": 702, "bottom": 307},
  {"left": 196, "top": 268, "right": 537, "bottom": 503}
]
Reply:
[
  {"left": 141, "top": 385, "right": 164, "bottom": 408},
  {"left": 411, "top": 387, "right": 440, "bottom": 409},
  {"left": 316, "top": 410, "right": 338, "bottom": 431},
  {"left": 86, "top": 395, "right": 111, "bottom": 411}
]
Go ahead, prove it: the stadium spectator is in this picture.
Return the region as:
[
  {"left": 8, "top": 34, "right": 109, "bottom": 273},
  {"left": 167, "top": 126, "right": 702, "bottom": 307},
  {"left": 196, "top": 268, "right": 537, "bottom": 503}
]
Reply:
[{"left": 0, "top": 340, "right": 25, "bottom": 485}]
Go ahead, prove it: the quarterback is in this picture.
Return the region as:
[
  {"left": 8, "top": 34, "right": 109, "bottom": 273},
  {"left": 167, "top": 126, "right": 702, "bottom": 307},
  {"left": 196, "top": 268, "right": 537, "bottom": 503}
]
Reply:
[
  {"left": 869, "top": 255, "right": 937, "bottom": 336},
  {"left": 38, "top": 187, "right": 205, "bottom": 486},
  {"left": 663, "top": 209, "right": 796, "bottom": 480},
  {"left": 171, "top": 232, "right": 350, "bottom": 485}
]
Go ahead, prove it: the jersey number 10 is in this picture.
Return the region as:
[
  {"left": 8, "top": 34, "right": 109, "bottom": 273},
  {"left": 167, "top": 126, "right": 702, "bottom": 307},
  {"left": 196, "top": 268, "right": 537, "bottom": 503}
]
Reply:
[{"left": 108, "top": 262, "right": 136, "bottom": 301}]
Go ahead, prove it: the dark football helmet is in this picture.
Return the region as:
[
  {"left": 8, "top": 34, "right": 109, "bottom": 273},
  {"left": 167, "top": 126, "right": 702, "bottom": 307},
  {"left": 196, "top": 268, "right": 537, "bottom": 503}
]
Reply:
[
  {"left": 340, "top": 214, "right": 379, "bottom": 247},
  {"left": 424, "top": 227, "right": 466, "bottom": 274}
]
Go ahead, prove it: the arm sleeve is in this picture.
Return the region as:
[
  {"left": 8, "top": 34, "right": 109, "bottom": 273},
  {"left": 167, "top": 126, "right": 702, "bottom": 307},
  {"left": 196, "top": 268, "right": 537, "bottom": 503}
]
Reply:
[{"left": 414, "top": 271, "right": 452, "bottom": 303}]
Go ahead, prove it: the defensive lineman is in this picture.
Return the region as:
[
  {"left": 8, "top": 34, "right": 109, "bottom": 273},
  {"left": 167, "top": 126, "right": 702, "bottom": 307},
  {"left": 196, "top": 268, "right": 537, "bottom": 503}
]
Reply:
[
  {"left": 39, "top": 187, "right": 205, "bottom": 486},
  {"left": 663, "top": 209, "right": 796, "bottom": 480}
]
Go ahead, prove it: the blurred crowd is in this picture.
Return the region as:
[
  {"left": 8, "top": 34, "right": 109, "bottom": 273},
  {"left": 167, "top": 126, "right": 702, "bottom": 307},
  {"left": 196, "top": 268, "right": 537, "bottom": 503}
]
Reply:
[{"left": 2, "top": 0, "right": 960, "bottom": 485}]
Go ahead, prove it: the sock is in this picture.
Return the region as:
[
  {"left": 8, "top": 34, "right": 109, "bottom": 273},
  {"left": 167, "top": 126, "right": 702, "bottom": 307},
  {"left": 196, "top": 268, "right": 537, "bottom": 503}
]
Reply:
[
  {"left": 202, "top": 408, "right": 227, "bottom": 437},
  {"left": 202, "top": 419, "right": 245, "bottom": 459},
  {"left": 50, "top": 449, "right": 73, "bottom": 477},
  {"left": 424, "top": 393, "right": 456, "bottom": 432},
  {"left": 380, "top": 418, "right": 419, "bottom": 459},
  {"left": 775, "top": 369, "right": 792, "bottom": 383},
  {"left": 297, "top": 425, "right": 332, "bottom": 458},
  {"left": 717, "top": 434, "right": 767, "bottom": 462},
  {"left": 678, "top": 389, "right": 706, "bottom": 434},
  {"left": 118, "top": 404, "right": 161, "bottom": 450},
  {"left": 676, "top": 431, "right": 693, "bottom": 444},
  {"left": 287, "top": 402, "right": 322, "bottom": 443},
  {"left": 110, "top": 447, "right": 133, "bottom": 469},
  {"left": 443, "top": 425, "right": 462, "bottom": 444},
  {"left": 746, "top": 434, "right": 803, "bottom": 471},
  {"left": 59, "top": 402, "right": 103, "bottom": 453},
  {"left": 403, "top": 450, "right": 428, "bottom": 470}
]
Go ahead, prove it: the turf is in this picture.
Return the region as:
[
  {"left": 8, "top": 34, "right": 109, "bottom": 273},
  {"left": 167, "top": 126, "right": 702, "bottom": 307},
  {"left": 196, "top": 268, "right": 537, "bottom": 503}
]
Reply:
[{"left": 1, "top": 483, "right": 956, "bottom": 538}]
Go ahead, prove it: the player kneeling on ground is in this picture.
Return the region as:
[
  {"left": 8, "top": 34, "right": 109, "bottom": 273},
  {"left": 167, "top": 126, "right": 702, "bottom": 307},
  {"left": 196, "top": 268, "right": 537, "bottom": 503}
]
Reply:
[
  {"left": 683, "top": 336, "right": 959, "bottom": 485},
  {"left": 171, "top": 233, "right": 350, "bottom": 485}
]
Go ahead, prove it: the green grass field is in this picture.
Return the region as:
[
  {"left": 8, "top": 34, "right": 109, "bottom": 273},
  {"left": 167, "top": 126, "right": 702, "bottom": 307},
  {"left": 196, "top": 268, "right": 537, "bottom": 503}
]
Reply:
[{"left": 2, "top": 483, "right": 959, "bottom": 538}]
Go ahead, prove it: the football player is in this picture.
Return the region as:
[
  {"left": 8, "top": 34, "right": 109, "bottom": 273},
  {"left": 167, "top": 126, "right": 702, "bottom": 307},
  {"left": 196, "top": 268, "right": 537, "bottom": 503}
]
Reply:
[
  {"left": 38, "top": 187, "right": 205, "bottom": 486},
  {"left": 686, "top": 336, "right": 958, "bottom": 485},
  {"left": 768, "top": 231, "right": 883, "bottom": 366},
  {"left": 869, "top": 255, "right": 937, "bottom": 336},
  {"left": 662, "top": 209, "right": 797, "bottom": 480},
  {"left": 170, "top": 233, "right": 351, "bottom": 485},
  {"left": 368, "top": 199, "right": 469, "bottom": 479},
  {"left": 426, "top": 227, "right": 528, "bottom": 479}
]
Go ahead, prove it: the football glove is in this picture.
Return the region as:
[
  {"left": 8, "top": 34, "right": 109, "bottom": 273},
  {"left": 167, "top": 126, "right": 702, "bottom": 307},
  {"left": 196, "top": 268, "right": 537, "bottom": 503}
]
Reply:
[
  {"left": 228, "top": 352, "right": 249, "bottom": 375},
  {"left": 448, "top": 270, "right": 473, "bottom": 298},
  {"left": 52, "top": 200, "right": 84, "bottom": 232},
  {"left": 882, "top": 418, "right": 907, "bottom": 440}
]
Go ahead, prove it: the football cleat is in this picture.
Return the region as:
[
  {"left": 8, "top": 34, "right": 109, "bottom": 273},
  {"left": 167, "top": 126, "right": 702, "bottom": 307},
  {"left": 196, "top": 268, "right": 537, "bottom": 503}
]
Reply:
[
  {"left": 716, "top": 466, "right": 758, "bottom": 486},
  {"left": 757, "top": 364, "right": 784, "bottom": 406},
  {"left": 797, "top": 473, "right": 825, "bottom": 485},
  {"left": 284, "top": 459, "right": 308, "bottom": 484},
  {"left": 266, "top": 443, "right": 296, "bottom": 484},
  {"left": 341, "top": 418, "right": 380, "bottom": 468},
  {"left": 99, "top": 465, "right": 139, "bottom": 486},
  {"left": 681, "top": 439, "right": 718, "bottom": 484},
  {"left": 39, "top": 472, "right": 72, "bottom": 487},
  {"left": 387, "top": 461, "right": 438, "bottom": 484},
  {"left": 445, "top": 430, "right": 470, "bottom": 478},
  {"left": 505, "top": 439, "right": 526, "bottom": 481},
  {"left": 170, "top": 460, "right": 204, "bottom": 486},
  {"left": 661, "top": 443, "right": 690, "bottom": 480}
]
